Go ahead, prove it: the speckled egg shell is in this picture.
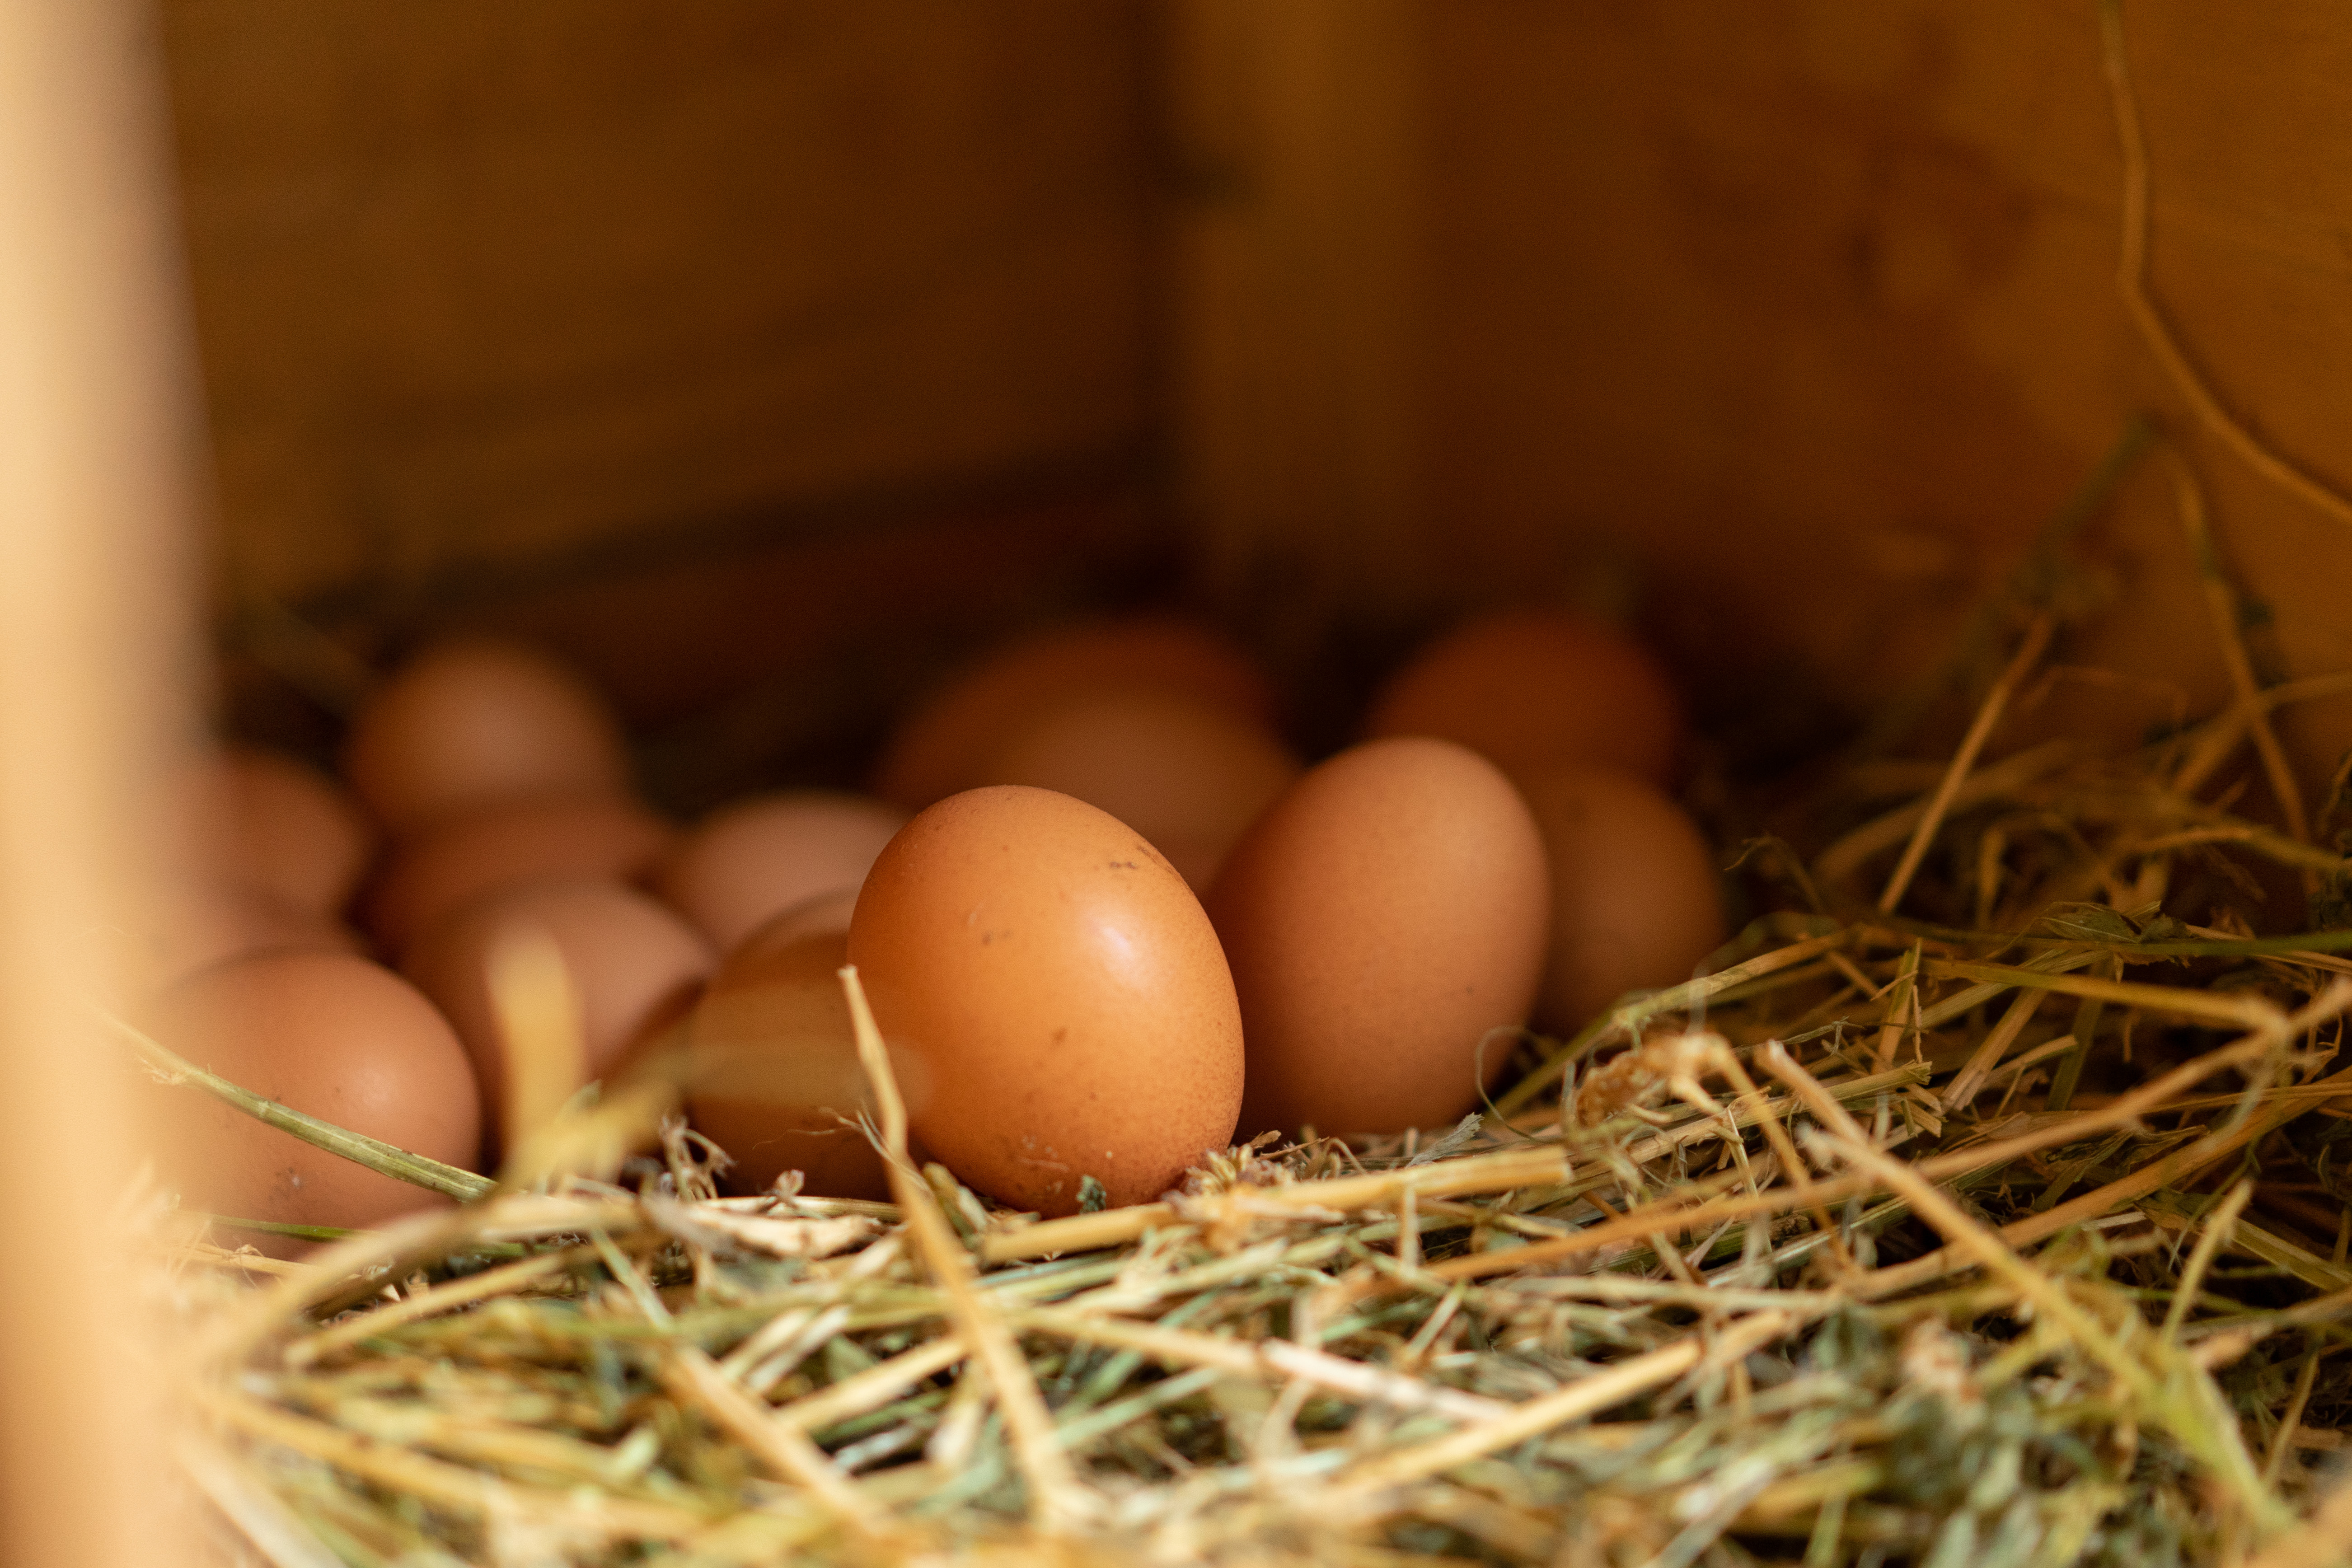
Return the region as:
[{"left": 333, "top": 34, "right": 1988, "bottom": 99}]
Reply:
[
  {"left": 848, "top": 785, "right": 1244, "bottom": 1216},
  {"left": 1208, "top": 737, "right": 1551, "bottom": 1138}
]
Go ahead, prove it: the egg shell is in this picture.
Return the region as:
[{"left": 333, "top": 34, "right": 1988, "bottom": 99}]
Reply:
[
  {"left": 367, "top": 791, "right": 675, "bottom": 955},
  {"left": 848, "top": 785, "right": 1244, "bottom": 1216},
  {"left": 874, "top": 618, "right": 1275, "bottom": 810},
  {"left": 685, "top": 896, "right": 891, "bottom": 1200},
  {"left": 1364, "top": 610, "right": 1683, "bottom": 786},
  {"left": 344, "top": 637, "right": 632, "bottom": 832},
  {"left": 177, "top": 745, "right": 376, "bottom": 916},
  {"left": 125, "top": 880, "right": 364, "bottom": 998},
  {"left": 975, "top": 690, "right": 1301, "bottom": 891},
  {"left": 136, "top": 951, "right": 481, "bottom": 1255},
  {"left": 1516, "top": 764, "right": 1728, "bottom": 1031},
  {"left": 657, "top": 791, "right": 907, "bottom": 952},
  {"left": 402, "top": 878, "right": 716, "bottom": 1160},
  {"left": 1208, "top": 737, "right": 1551, "bottom": 1138}
]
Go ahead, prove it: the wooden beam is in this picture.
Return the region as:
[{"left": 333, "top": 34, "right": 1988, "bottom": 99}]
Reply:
[
  {"left": 1163, "top": 0, "right": 1430, "bottom": 617},
  {"left": 0, "top": 1, "right": 204, "bottom": 1562}
]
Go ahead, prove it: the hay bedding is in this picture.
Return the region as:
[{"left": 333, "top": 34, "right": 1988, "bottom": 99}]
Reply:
[
  {"left": 160, "top": 8, "right": 2352, "bottom": 1562},
  {"left": 153, "top": 608, "right": 2352, "bottom": 1567}
]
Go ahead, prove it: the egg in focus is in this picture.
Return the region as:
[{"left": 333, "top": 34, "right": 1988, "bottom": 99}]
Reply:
[{"left": 848, "top": 785, "right": 1244, "bottom": 1215}]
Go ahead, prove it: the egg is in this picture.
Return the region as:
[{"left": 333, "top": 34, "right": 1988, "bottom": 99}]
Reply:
[
  {"left": 1363, "top": 609, "right": 1684, "bottom": 786},
  {"left": 1516, "top": 763, "right": 1727, "bottom": 1031},
  {"left": 656, "top": 791, "right": 907, "bottom": 951},
  {"left": 684, "top": 891, "right": 890, "bottom": 1199},
  {"left": 366, "top": 792, "right": 675, "bottom": 955},
  {"left": 874, "top": 617, "right": 1275, "bottom": 810},
  {"left": 848, "top": 786, "right": 1244, "bottom": 1215},
  {"left": 124, "top": 880, "right": 364, "bottom": 997},
  {"left": 136, "top": 951, "right": 481, "bottom": 1254},
  {"left": 402, "top": 878, "right": 716, "bottom": 1159},
  {"left": 1208, "top": 737, "right": 1551, "bottom": 1137},
  {"left": 975, "top": 690, "right": 1301, "bottom": 891},
  {"left": 177, "top": 745, "right": 376, "bottom": 916},
  {"left": 344, "top": 637, "right": 632, "bottom": 832}
]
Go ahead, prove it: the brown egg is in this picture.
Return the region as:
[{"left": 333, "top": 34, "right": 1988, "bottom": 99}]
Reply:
[
  {"left": 874, "top": 617, "right": 1275, "bottom": 810},
  {"left": 402, "top": 879, "right": 716, "bottom": 1158},
  {"left": 1516, "top": 764, "right": 1727, "bottom": 1032},
  {"left": 177, "top": 745, "right": 376, "bottom": 916},
  {"left": 975, "top": 690, "right": 1301, "bottom": 891},
  {"left": 136, "top": 951, "right": 481, "bottom": 1254},
  {"left": 1364, "top": 609, "right": 1684, "bottom": 786},
  {"left": 366, "top": 792, "right": 675, "bottom": 955},
  {"left": 848, "top": 786, "right": 1244, "bottom": 1215},
  {"left": 1208, "top": 737, "right": 1551, "bottom": 1138},
  {"left": 123, "top": 880, "right": 364, "bottom": 998},
  {"left": 344, "top": 637, "right": 631, "bottom": 832},
  {"left": 684, "top": 892, "right": 890, "bottom": 1199},
  {"left": 657, "top": 791, "right": 907, "bottom": 952}
]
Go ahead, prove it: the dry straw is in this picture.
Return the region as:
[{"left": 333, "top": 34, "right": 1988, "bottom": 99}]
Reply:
[{"left": 153, "top": 545, "right": 2352, "bottom": 1563}]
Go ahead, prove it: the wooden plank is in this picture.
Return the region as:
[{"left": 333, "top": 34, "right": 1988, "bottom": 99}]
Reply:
[
  {"left": 161, "top": 1, "right": 1155, "bottom": 614},
  {"left": 1418, "top": 1, "right": 2352, "bottom": 780},
  {"left": 1163, "top": 0, "right": 1429, "bottom": 617},
  {"left": 0, "top": 0, "right": 202, "bottom": 1562}
]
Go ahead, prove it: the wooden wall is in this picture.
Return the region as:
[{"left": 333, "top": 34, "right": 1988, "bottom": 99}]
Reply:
[
  {"left": 165, "top": 3, "right": 2352, "bottom": 799},
  {"left": 1173, "top": 0, "right": 2352, "bottom": 788},
  {"left": 163, "top": 1, "right": 1157, "bottom": 629},
  {"left": 1420, "top": 0, "right": 2352, "bottom": 780}
]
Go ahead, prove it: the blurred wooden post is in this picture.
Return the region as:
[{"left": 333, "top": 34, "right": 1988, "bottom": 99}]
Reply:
[
  {"left": 0, "top": 1, "right": 203, "bottom": 1563},
  {"left": 1163, "top": 0, "right": 1430, "bottom": 619}
]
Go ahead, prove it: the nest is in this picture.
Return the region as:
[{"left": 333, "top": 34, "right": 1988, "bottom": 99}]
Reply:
[{"left": 152, "top": 479, "right": 2352, "bottom": 1566}]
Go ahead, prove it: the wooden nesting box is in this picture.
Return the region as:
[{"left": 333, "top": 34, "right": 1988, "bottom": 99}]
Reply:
[{"left": 7, "top": 3, "right": 2352, "bottom": 1559}]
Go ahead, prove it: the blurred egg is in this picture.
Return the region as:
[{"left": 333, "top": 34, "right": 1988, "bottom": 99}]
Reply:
[
  {"left": 177, "top": 745, "right": 375, "bottom": 915},
  {"left": 874, "top": 617, "right": 1275, "bottom": 810},
  {"left": 657, "top": 791, "right": 906, "bottom": 951},
  {"left": 366, "top": 791, "right": 675, "bottom": 955},
  {"left": 849, "top": 786, "right": 1243, "bottom": 1215},
  {"left": 136, "top": 951, "right": 481, "bottom": 1254},
  {"left": 402, "top": 879, "right": 716, "bottom": 1158},
  {"left": 975, "top": 690, "right": 1301, "bottom": 890},
  {"left": 684, "top": 891, "right": 890, "bottom": 1199},
  {"left": 1516, "top": 764, "right": 1727, "bottom": 1031},
  {"left": 1364, "top": 609, "right": 1683, "bottom": 786},
  {"left": 1208, "top": 737, "right": 1550, "bottom": 1137},
  {"left": 344, "top": 637, "right": 631, "bottom": 832},
  {"left": 124, "top": 880, "right": 363, "bottom": 997}
]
